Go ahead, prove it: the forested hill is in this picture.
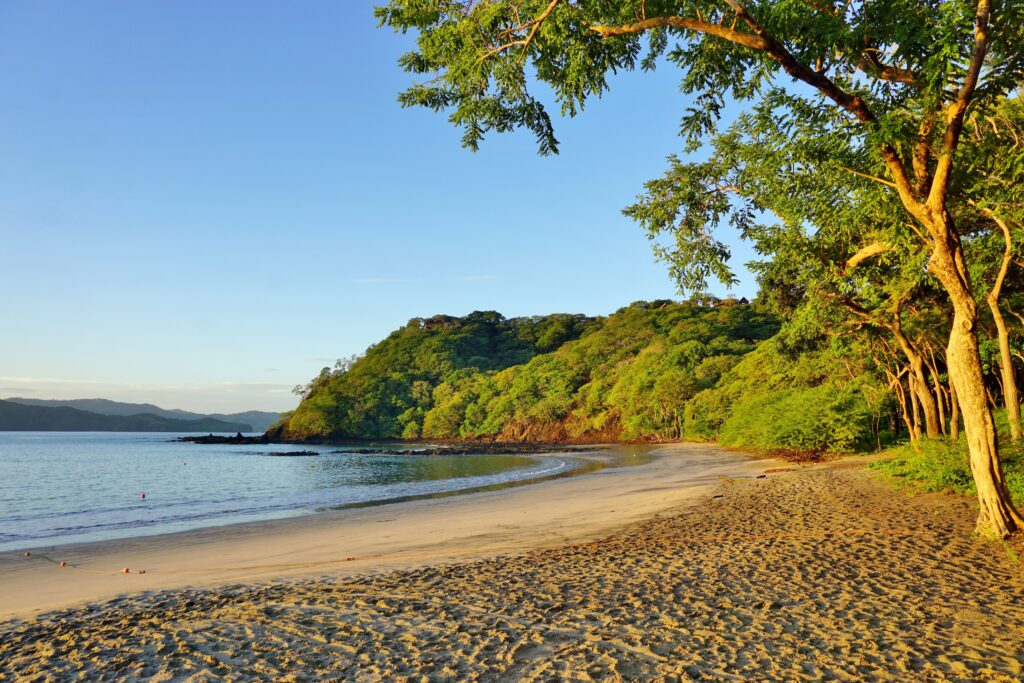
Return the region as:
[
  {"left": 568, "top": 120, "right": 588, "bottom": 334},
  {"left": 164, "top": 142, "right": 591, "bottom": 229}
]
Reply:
[{"left": 273, "top": 302, "right": 786, "bottom": 442}]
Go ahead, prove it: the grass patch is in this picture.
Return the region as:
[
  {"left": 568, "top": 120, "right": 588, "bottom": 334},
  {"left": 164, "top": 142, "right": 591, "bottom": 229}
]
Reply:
[{"left": 869, "top": 434, "right": 1024, "bottom": 506}]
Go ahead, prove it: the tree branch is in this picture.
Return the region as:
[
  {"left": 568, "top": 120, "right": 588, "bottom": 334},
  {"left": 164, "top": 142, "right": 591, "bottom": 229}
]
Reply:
[
  {"left": 838, "top": 165, "right": 897, "bottom": 188},
  {"left": 913, "top": 113, "right": 937, "bottom": 196},
  {"left": 480, "top": 0, "right": 561, "bottom": 61},
  {"left": 591, "top": 2, "right": 926, "bottom": 221},
  {"left": 591, "top": 15, "right": 765, "bottom": 49},
  {"left": 927, "top": 0, "right": 992, "bottom": 210},
  {"left": 973, "top": 202, "right": 1015, "bottom": 306},
  {"left": 856, "top": 51, "right": 919, "bottom": 87},
  {"left": 845, "top": 242, "right": 888, "bottom": 270}
]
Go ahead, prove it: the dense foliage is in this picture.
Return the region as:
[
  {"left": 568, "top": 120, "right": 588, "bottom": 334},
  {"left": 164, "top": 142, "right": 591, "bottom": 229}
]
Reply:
[
  {"left": 280, "top": 311, "right": 599, "bottom": 439},
  {"left": 278, "top": 301, "right": 906, "bottom": 454},
  {"left": 420, "top": 301, "right": 778, "bottom": 441},
  {"left": 280, "top": 302, "right": 768, "bottom": 440},
  {"left": 686, "top": 343, "right": 886, "bottom": 454},
  {"left": 279, "top": 301, "right": 895, "bottom": 454}
]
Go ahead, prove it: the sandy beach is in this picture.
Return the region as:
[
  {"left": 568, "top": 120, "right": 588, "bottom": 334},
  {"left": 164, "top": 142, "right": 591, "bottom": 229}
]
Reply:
[
  {"left": 0, "top": 444, "right": 769, "bottom": 619},
  {"left": 3, "top": 444, "right": 1024, "bottom": 680}
]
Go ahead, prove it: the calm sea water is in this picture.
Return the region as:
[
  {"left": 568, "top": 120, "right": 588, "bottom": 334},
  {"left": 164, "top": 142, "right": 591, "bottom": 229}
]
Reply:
[{"left": 0, "top": 432, "right": 581, "bottom": 551}]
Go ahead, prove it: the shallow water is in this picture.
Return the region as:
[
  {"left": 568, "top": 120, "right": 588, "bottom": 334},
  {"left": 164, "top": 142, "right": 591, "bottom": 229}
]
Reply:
[{"left": 0, "top": 432, "right": 586, "bottom": 550}]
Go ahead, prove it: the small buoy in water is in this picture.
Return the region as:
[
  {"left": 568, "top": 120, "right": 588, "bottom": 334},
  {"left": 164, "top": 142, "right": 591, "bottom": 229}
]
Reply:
[
  {"left": 59, "top": 561, "right": 67, "bottom": 567},
  {"left": 23, "top": 551, "right": 30, "bottom": 557},
  {"left": 121, "top": 567, "right": 131, "bottom": 574},
  {"left": 140, "top": 492, "right": 146, "bottom": 499}
]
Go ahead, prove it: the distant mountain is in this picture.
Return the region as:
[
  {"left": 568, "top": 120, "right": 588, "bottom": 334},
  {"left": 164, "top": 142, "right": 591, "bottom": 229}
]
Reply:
[
  {"left": 0, "top": 399, "right": 254, "bottom": 433},
  {"left": 5, "top": 398, "right": 280, "bottom": 432}
]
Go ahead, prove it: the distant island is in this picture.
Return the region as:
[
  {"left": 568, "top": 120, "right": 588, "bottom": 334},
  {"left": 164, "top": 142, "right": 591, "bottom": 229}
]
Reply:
[{"left": 0, "top": 398, "right": 280, "bottom": 433}]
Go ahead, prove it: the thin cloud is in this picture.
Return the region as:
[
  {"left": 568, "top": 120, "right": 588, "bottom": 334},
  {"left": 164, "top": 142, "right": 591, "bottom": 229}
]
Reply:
[
  {"left": 0, "top": 387, "right": 38, "bottom": 395},
  {"left": 0, "top": 375, "right": 108, "bottom": 385}
]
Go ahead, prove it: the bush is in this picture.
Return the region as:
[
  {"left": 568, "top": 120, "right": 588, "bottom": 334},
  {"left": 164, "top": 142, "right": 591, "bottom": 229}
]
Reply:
[
  {"left": 870, "top": 433, "right": 1024, "bottom": 506},
  {"left": 686, "top": 341, "right": 885, "bottom": 454},
  {"left": 717, "top": 386, "right": 873, "bottom": 455}
]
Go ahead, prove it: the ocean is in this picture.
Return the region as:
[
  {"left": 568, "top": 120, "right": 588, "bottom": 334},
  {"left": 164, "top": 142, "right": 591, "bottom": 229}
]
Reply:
[{"left": 0, "top": 432, "right": 581, "bottom": 551}]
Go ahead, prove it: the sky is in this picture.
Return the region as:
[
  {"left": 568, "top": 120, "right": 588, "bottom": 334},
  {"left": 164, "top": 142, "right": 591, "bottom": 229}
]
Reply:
[{"left": 0, "top": 1, "right": 758, "bottom": 413}]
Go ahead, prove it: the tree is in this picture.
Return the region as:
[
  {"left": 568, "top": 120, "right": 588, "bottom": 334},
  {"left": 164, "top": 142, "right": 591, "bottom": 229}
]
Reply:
[
  {"left": 376, "top": 0, "right": 1024, "bottom": 536},
  {"left": 622, "top": 109, "right": 953, "bottom": 441}
]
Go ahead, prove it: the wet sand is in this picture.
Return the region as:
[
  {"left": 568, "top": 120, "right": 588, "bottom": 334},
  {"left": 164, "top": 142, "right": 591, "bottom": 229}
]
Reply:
[{"left": 3, "top": 447, "right": 1024, "bottom": 681}]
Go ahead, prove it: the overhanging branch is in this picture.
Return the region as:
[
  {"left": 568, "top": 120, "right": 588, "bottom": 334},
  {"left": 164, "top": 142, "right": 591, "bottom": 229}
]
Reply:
[{"left": 590, "top": 3, "right": 926, "bottom": 220}]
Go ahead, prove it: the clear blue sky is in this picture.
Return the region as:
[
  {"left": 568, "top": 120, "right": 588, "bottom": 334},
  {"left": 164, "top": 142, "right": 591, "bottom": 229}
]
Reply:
[{"left": 0, "top": 1, "right": 757, "bottom": 413}]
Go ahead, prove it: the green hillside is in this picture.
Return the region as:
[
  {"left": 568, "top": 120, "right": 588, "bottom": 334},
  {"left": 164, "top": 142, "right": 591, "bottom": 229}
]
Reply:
[
  {"left": 278, "top": 302, "right": 885, "bottom": 448},
  {"left": 277, "top": 311, "right": 599, "bottom": 439}
]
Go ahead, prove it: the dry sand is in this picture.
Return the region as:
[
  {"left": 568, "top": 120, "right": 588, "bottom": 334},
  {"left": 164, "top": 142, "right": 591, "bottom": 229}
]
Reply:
[{"left": 2, "top": 445, "right": 1024, "bottom": 681}]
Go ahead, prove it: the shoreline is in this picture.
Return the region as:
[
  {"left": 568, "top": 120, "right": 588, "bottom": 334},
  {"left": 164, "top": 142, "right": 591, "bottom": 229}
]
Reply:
[
  {"left": 0, "top": 446, "right": 598, "bottom": 555},
  {"left": 0, "top": 442, "right": 777, "bottom": 620},
  {"left": 5, "top": 451, "right": 1024, "bottom": 680}
]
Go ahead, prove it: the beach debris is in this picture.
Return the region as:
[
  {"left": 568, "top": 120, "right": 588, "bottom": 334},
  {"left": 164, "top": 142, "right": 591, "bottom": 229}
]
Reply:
[
  {"left": 59, "top": 561, "right": 67, "bottom": 567},
  {"left": 138, "top": 570, "right": 146, "bottom": 574},
  {"left": 345, "top": 556, "right": 358, "bottom": 562},
  {"left": 756, "top": 474, "right": 767, "bottom": 479},
  {"left": 121, "top": 568, "right": 131, "bottom": 574}
]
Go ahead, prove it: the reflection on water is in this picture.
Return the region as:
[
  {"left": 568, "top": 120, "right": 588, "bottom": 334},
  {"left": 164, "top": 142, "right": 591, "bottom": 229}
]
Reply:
[{"left": 297, "top": 453, "right": 537, "bottom": 488}]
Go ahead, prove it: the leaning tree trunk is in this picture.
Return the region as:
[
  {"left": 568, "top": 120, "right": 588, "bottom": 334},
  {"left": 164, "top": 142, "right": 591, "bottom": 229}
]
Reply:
[
  {"left": 886, "top": 367, "right": 918, "bottom": 442},
  {"left": 931, "top": 234, "right": 1024, "bottom": 537},
  {"left": 893, "top": 325, "right": 941, "bottom": 438}
]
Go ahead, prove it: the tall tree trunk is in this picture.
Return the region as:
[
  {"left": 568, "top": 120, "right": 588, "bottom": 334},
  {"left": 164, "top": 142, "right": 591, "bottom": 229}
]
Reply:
[
  {"left": 983, "top": 208, "right": 1021, "bottom": 440},
  {"left": 909, "top": 377, "right": 923, "bottom": 437},
  {"left": 946, "top": 311, "right": 1022, "bottom": 536},
  {"left": 930, "top": 229, "right": 1023, "bottom": 537},
  {"left": 935, "top": 376, "right": 948, "bottom": 437},
  {"left": 950, "top": 381, "right": 960, "bottom": 441},
  {"left": 924, "top": 344, "right": 948, "bottom": 436}
]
